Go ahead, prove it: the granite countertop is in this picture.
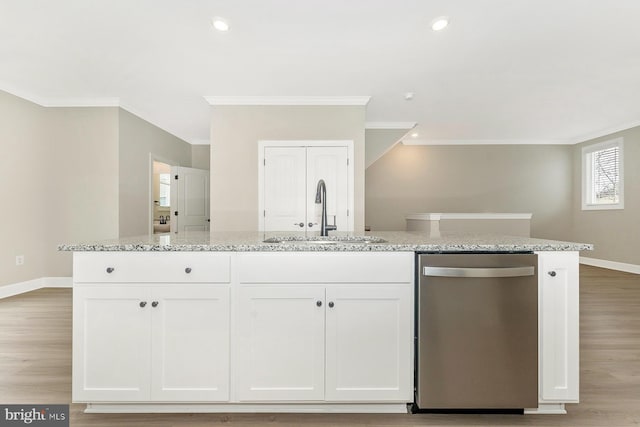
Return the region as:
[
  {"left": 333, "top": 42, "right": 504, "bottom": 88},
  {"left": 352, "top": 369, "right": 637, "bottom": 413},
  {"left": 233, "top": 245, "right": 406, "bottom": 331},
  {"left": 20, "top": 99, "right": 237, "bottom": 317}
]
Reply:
[{"left": 58, "top": 231, "right": 593, "bottom": 252}]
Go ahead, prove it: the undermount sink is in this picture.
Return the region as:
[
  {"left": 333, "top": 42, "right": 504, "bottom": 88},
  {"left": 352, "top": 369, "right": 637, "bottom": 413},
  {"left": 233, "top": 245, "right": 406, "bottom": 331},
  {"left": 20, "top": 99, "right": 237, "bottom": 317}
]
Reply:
[{"left": 263, "top": 236, "right": 387, "bottom": 245}]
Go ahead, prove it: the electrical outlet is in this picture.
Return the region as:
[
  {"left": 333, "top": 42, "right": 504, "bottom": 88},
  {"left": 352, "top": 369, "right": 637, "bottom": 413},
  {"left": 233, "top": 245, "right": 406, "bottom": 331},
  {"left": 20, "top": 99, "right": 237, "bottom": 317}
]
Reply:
[{"left": 15, "top": 255, "right": 24, "bottom": 266}]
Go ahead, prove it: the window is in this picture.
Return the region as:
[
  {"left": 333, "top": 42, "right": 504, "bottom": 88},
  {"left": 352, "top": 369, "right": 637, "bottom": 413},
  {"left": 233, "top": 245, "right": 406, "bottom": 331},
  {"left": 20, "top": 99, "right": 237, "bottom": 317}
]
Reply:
[
  {"left": 582, "top": 138, "right": 624, "bottom": 210},
  {"left": 159, "top": 173, "right": 171, "bottom": 207}
]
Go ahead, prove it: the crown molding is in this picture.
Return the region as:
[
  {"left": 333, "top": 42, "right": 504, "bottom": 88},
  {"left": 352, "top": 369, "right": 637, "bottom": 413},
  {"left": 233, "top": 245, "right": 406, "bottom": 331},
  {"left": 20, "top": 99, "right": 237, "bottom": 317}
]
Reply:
[
  {"left": 39, "top": 97, "right": 120, "bottom": 107},
  {"left": 365, "top": 121, "right": 417, "bottom": 130},
  {"left": 204, "top": 96, "right": 371, "bottom": 106},
  {"left": 567, "top": 119, "right": 640, "bottom": 144},
  {"left": 190, "top": 139, "right": 211, "bottom": 146},
  {"left": 401, "top": 139, "right": 573, "bottom": 145}
]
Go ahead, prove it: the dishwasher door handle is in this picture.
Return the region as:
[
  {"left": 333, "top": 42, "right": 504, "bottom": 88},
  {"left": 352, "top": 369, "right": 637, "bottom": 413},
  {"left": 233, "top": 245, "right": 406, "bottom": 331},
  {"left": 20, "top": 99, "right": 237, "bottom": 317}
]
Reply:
[{"left": 423, "top": 266, "right": 535, "bottom": 278}]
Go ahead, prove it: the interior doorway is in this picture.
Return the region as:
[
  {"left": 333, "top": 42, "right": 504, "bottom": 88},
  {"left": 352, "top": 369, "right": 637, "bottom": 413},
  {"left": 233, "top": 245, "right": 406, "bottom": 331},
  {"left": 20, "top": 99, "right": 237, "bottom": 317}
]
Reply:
[{"left": 151, "top": 160, "right": 172, "bottom": 234}]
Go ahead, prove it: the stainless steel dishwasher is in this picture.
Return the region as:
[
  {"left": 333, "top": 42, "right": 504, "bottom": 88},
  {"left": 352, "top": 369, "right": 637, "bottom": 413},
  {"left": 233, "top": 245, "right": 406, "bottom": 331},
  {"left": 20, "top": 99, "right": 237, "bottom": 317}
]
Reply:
[{"left": 415, "top": 253, "right": 538, "bottom": 411}]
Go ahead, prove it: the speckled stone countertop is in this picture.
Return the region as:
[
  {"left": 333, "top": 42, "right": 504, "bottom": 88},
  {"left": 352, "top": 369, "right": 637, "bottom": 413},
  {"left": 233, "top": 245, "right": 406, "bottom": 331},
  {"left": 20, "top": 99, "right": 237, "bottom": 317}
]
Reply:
[{"left": 58, "top": 231, "right": 593, "bottom": 252}]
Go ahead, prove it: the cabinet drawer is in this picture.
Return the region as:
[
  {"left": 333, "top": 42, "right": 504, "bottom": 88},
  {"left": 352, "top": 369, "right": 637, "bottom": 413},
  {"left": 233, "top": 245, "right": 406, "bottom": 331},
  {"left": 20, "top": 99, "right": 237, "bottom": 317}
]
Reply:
[
  {"left": 73, "top": 252, "right": 231, "bottom": 283},
  {"left": 239, "top": 252, "right": 413, "bottom": 284}
]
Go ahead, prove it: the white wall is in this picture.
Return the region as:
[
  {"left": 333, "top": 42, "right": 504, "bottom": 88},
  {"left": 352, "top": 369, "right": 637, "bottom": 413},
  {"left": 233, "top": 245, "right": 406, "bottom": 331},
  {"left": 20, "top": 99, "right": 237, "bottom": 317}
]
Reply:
[{"left": 210, "top": 106, "right": 366, "bottom": 231}]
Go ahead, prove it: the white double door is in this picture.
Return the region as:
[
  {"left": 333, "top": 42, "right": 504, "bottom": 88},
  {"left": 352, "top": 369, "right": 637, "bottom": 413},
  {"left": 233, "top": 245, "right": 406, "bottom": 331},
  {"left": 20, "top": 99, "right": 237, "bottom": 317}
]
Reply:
[{"left": 263, "top": 146, "right": 350, "bottom": 232}]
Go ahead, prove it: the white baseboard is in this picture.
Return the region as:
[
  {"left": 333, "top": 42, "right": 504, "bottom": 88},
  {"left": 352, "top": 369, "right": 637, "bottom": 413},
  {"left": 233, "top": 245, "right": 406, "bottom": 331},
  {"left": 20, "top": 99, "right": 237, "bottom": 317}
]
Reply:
[
  {"left": 0, "top": 276, "right": 72, "bottom": 299},
  {"left": 580, "top": 257, "right": 640, "bottom": 275}
]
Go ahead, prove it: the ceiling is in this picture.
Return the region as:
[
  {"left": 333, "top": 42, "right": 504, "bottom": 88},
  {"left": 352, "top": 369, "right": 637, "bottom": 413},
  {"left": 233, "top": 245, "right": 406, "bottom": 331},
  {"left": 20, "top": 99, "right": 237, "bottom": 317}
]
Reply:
[{"left": 1, "top": 0, "right": 639, "bottom": 145}]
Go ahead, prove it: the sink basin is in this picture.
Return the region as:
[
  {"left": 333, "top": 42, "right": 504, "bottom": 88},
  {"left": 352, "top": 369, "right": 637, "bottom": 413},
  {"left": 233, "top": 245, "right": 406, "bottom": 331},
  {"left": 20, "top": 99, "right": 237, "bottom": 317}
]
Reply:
[{"left": 263, "top": 236, "right": 387, "bottom": 245}]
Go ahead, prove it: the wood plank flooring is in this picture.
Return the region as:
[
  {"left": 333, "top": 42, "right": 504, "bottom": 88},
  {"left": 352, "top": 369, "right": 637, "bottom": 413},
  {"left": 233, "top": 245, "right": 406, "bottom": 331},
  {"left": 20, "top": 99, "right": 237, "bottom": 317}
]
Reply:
[{"left": 1, "top": 265, "right": 638, "bottom": 426}]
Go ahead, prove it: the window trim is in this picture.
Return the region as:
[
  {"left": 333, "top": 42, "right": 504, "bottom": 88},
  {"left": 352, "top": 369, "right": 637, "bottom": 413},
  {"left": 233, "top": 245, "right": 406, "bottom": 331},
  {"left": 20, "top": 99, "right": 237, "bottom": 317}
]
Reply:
[{"left": 581, "top": 138, "right": 624, "bottom": 210}]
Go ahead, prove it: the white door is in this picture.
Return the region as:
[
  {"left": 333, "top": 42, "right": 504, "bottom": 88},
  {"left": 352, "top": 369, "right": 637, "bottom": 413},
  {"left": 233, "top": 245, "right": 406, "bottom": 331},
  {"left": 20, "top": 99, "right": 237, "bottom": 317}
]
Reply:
[
  {"left": 150, "top": 286, "right": 230, "bottom": 401},
  {"left": 538, "top": 251, "right": 579, "bottom": 402},
  {"left": 170, "top": 166, "right": 210, "bottom": 233},
  {"left": 263, "top": 147, "right": 307, "bottom": 231},
  {"left": 306, "top": 146, "right": 350, "bottom": 232},
  {"left": 72, "top": 286, "right": 151, "bottom": 402},
  {"left": 237, "top": 286, "right": 325, "bottom": 401},
  {"left": 325, "top": 286, "right": 413, "bottom": 402}
]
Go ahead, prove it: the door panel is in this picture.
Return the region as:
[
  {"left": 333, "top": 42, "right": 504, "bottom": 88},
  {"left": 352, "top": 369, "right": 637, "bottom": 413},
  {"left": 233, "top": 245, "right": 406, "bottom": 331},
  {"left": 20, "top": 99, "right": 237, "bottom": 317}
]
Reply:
[
  {"left": 325, "top": 286, "right": 412, "bottom": 401},
  {"left": 264, "top": 147, "right": 307, "bottom": 231},
  {"left": 306, "top": 147, "right": 349, "bottom": 232},
  {"left": 237, "top": 286, "right": 325, "bottom": 401},
  {"left": 170, "top": 166, "right": 210, "bottom": 232},
  {"left": 150, "top": 287, "right": 230, "bottom": 401},
  {"left": 73, "top": 286, "right": 151, "bottom": 402}
]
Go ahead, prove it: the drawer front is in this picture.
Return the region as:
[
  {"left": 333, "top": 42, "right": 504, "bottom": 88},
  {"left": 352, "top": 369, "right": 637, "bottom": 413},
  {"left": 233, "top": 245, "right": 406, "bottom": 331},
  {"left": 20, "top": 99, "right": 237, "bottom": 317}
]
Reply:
[
  {"left": 74, "top": 252, "right": 231, "bottom": 283},
  {"left": 238, "top": 252, "right": 413, "bottom": 284}
]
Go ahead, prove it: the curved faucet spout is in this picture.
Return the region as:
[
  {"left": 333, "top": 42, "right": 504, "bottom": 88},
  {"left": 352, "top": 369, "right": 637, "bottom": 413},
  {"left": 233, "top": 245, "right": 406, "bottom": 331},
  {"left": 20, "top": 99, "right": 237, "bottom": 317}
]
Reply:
[
  {"left": 314, "top": 179, "right": 336, "bottom": 236},
  {"left": 315, "top": 179, "right": 325, "bottom": 203}
]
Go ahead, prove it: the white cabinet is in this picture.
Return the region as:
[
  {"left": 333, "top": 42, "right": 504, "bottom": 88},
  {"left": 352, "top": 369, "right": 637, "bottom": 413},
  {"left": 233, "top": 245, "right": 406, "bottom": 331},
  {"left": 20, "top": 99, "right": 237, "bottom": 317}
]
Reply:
[
  {"left": 73, "top": 252, "right": 231, "bottom": 403},
  {"left": 150, "top": 287, "right": 230, "bottom": 401},
  {"left": 73, "top": 285, "right": 230, "bottom": 402},
  {"left": 235, "top": 251, "right": 414, "bottom": 404},
  {"left": 260, "top": 141, "right": 353, "bottom": 232},
  {"left": 72, "top": 286, "right": 151, "bottom": 402},
  {"left": 325, "top": 286, "right": 412, "bottom": 402},
  {"left": 537, "top": 251, "right": 579, "bottom": 403},
  {"left": 236, "top": 285, "right": 412, "bottom": 403},
  {"left": 236, "top": 287, "right": 326, "bottom": 401}
]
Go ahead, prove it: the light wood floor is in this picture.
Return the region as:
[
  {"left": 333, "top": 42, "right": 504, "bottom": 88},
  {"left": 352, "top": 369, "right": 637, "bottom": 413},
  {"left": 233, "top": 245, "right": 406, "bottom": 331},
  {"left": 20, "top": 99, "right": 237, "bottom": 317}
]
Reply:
[{"left": 1, "top": 265, "right": 639, "bottom": 426}]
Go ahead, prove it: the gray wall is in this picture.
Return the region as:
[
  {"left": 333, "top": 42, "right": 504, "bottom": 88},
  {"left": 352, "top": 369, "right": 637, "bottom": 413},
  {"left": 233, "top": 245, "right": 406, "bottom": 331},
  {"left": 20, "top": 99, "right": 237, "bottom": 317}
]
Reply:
[
  {"left": 43, "top": 107, "right": 120, "bottom": 277},
  {"left": 118, "top": 109, "right": 192, "bottom": 237},
  {"left": 365, "top": 144, "right": 574, "bottom": 239},
  {"left": 0, "top": 90, "right": 120, "bottom": 285},
  {"left": 0, "top": 91, "right": 47, "bottom": 286},
  {"left": 0, "top": 91, "right": 192, "bottom": 286},
  {"left": 365, "top": 129, "right": 410, "bottom": 168},
  {"left": 210, "top": 106, "right": 366, "bottom": 231},
  {"left": 191, "top": 145, "right": 210, "bottom": 170},
  {"left": 572, "top": 125, "right": 640, "bottom": 265}
]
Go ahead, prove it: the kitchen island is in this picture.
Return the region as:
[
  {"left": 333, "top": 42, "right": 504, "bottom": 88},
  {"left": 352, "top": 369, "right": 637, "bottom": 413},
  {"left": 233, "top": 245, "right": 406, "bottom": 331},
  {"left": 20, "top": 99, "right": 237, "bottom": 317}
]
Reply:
[{"left": 60, "top": 231, "right": 591, "bottom": 415}]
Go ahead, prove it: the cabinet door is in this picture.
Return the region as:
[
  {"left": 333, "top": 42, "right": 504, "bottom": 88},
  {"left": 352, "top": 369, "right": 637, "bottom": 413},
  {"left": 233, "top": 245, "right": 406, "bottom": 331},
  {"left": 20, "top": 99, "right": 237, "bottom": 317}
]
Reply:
[
  {"left": 306, "top": 146, "right": 350, "bottom": 232},
  {"left": 538, "top": 251, "right": 579, "bottom": 402},
  {"left": 325, "top": 286, "right": 413, "bottom": 401},
  {"left": 150, "top": 286, "right": 230, "bottom": 401},
  {"left": 237, "top": 286, "right": 325, "bottom": 401},
  {"left": 263, "top": 147, "right": 307, "bottom": 231},
  {"left": 73, "top": 286, "right": 151, "bottom": 402}
]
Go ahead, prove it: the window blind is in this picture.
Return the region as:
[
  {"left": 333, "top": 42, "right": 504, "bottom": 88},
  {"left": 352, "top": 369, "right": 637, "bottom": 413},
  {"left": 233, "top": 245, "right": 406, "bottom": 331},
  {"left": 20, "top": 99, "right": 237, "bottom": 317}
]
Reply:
[{"left": 591, "top": 146, "right": 619, "bottom": 204}]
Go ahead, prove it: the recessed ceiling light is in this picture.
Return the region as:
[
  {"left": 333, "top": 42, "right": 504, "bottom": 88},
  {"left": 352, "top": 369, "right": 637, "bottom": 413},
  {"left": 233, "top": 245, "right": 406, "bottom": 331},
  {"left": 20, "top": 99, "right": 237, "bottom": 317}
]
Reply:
[
  {"left": 404, "top": 92, "right": 414, "bottom": 100},
  {"left": 212, "top": 17, "right": 230, "bottom": 32},
  {"left": 411, "top": 132, "right": 419, "bottom": 138},
  {"left": 431, "top": 16, "right": 449, "bottom": 31}
]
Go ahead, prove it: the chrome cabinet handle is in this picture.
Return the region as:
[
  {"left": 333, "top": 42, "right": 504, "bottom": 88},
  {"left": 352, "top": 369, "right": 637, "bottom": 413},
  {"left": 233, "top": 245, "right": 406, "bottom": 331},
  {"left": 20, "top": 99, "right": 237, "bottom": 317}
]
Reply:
[
  {"left": 185, "top": 267, "right": 192, "bottom": 274},
  {"left": 548, "top": 271, "right": 557, "bottom": 277},
  {"left": 139, "top": 301, "right": 147, "bottom": 308},
  {"left": 294, "top": 222, "right": 304, "bottom": 227},
  {"left": 151, "top": 301, "right": 159, "bottom": 308},
  {"left": 316, "top": 300, "right": 322, "bottom": 307},
  {"left": 423, "top": 266, "right": 535, "bottom": 278},
  {"left": 106, "top": 267, "right": 115, "bottom": 273},
  {"left": 328, "top": 301, "right": 335, "bottom": 308},
  {"left": 308, "top": 222, "right": 318, "bottom": 228}
]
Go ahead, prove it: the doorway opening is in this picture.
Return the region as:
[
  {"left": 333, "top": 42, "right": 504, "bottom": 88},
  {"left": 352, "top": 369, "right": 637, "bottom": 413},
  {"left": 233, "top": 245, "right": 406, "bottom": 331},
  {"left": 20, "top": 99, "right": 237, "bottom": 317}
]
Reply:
[{"left": 152, "top": 160, "right": 172, "bottom": 234}]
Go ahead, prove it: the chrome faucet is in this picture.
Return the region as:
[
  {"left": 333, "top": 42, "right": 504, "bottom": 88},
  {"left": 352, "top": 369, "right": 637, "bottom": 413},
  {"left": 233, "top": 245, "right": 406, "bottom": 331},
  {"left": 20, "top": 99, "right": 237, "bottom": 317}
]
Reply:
[{"left": 315, "top": 179, "right": 337, "bottom": 236}]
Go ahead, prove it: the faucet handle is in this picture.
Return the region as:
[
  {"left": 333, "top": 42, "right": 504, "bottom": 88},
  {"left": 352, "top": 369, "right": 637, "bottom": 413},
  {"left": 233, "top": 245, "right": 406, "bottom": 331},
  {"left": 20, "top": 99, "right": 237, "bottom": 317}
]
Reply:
[{"left": 326, "top": 215, "right": 337, "bottom": 231}]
